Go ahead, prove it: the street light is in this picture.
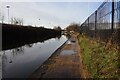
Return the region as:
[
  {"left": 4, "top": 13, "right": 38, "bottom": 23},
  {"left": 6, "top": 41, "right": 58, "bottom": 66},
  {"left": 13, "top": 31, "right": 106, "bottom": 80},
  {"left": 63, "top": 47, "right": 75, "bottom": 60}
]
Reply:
[{"left": 6, "top": 5, "right": 10, "bottom": 24}]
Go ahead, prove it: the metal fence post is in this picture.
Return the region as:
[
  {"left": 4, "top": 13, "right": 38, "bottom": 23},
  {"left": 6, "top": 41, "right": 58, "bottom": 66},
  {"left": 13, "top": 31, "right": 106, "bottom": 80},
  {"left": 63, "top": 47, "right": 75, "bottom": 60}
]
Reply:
[
  {"left": 88, "top": 17, "right": 89, "bottom": 36},
  {"left": 95, "top": 11, "right": 97, "bottom": 38},
  {"left": 112, "top": 0, "right": 114, "bottom": 33}
]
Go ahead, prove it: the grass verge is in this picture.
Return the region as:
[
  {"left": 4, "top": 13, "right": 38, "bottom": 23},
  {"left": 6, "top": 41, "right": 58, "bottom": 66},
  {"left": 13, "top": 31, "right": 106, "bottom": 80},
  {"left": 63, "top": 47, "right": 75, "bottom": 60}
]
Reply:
[{"left": 78, "top": 34, "right": 120, "bottom": 78}]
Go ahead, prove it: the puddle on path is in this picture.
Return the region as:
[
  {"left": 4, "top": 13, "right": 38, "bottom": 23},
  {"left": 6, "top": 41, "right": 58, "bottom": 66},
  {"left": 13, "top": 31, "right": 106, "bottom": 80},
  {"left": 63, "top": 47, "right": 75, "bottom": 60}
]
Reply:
[
  {"left": 60, "top": 50, "right": 75, "bottom": 56},
  {"left": 67, "top": 41, "right": 72, "bottom": 44},
  {"left": 67, "top": 40, "right": 75, "bottom": 44}
]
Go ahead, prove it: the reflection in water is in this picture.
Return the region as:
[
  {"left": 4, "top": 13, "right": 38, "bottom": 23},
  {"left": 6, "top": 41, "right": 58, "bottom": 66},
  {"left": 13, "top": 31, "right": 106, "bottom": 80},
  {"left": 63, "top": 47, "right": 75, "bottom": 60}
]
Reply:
[
  {"left": 2, "top": 52, "right": 7, "bottom": 74},
  {"left": 1, "top": 35, "right": 67, "bottom": 78},
  {"left": 56, "top": 34, "right": 62, "bottom": 40},
  {"left": 12, "top": 47, "right": 24, "bottom": 55},
  {"left": 0, "top": 53, "right": 2, "bottom": 80},
  {"left": 25, "top": 44, "right": 33, "bottom": 48},
  {"left": 2, "top": 34, "right": 62, "bottom": 50},
  {"left": 2, "top": 47, "right": 25, "bottom": 73},
  {"left": 11, "top": 47, "right": 25, "bottom": 63}
]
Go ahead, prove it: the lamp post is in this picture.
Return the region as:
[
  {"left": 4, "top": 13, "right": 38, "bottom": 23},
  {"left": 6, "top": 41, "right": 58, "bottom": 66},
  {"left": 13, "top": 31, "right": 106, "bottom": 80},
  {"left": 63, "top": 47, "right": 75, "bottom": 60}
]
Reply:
[{"left": 6, "top": 5, "right": 10, "bottom": 24}]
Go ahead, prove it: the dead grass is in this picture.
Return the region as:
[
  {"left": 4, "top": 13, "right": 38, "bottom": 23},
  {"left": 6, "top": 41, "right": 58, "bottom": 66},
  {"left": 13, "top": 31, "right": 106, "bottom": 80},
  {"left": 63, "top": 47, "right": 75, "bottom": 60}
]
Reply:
[{"left": 78, "top": 34, "right": 120, "bottom": 78}]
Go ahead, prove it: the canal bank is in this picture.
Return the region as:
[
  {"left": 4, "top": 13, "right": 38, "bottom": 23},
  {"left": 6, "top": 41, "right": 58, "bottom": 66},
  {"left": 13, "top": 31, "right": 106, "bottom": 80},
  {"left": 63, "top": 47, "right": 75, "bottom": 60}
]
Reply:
[{"left": 29, "top": 34, "right": 85, "bottom": 78}]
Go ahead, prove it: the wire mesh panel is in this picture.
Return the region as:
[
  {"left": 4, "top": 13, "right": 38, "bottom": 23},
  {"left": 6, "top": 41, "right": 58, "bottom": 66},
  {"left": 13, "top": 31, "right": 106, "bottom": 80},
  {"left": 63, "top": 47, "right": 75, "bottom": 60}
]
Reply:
[
  {"left": 84, "top": 18, "right": 89, "bottom": 35},
  {"left": 80, "top": 23, "right": 86, "bottom": 34},
  {"left": 97, "top": 1, "right": 112, "bottom": 30},
  {"left": 80, "top": 18, "right": 89, "bottom": 35},
  {"left": 96, "top": 1, "right": 113, "bottom": 41},
  {"left": 89, "top": 13, "right": 96, "bottom": 30},
  {"left": 80, "top": 0, "right": 120, "bottom": 44},
  {"left": 89, "top": 12, "right": 97, "bottom": 37},
  {"left": 114, "top": 0, "right": 120, "bottom": 29},
  {"left": 112, "top": 0, "right": 120, "bottom": 44}
]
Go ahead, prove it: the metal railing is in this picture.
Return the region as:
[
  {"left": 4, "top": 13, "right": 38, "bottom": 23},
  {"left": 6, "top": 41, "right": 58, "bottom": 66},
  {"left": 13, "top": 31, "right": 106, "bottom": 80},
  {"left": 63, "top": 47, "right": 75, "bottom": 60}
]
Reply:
[{"left": 80, "top": 0, "right": 120, "bottom": 43}]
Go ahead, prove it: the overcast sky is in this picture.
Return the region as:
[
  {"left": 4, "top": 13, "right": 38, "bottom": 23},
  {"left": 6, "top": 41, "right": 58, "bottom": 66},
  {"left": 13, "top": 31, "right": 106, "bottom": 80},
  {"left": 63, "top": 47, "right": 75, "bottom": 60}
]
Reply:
[{"left": 0, "top": 1, "right": 104, "bottom": 29}]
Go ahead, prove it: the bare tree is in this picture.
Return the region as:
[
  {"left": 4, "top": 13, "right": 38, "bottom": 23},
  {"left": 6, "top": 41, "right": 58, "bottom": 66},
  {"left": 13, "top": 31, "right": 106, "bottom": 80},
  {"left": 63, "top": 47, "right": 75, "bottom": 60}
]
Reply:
[
  {"left": 0, "top": 12, "right": 5, "bottom": 23},
  {"left": 54, "top": 26, "right": 62, "bottom": 31},
  {"left": 10, "top": 17, "right": 23, "bottom": 25},
  {"left": 66, "top": 23, "right": 80, "bottom": 32}
]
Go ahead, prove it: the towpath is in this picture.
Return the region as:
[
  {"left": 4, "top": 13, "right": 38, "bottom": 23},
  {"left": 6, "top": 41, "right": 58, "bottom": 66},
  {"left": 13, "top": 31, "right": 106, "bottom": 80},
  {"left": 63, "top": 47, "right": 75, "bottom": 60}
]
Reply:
[{"left": 30, "top": 34, "right": 86, "bottom": 78}]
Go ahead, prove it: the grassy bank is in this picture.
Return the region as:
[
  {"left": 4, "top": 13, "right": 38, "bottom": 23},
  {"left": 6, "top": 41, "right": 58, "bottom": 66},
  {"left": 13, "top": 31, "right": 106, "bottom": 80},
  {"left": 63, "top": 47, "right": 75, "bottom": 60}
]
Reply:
[
  {"left": 78, "top": 34, "right": 120, "bottom": 78},
  {"left": 2, "top": 23, "right": 61, "bottom": 39},
  {"left": 2, "top": 23, "right": 61, "bottom": 50}
]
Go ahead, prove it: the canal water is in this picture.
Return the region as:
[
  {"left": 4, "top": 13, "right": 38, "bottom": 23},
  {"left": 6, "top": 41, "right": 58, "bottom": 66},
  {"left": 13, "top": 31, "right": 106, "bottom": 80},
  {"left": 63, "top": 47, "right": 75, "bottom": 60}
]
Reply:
[{"left": 0, "top": 35, "right": 67, "bottom": 78}]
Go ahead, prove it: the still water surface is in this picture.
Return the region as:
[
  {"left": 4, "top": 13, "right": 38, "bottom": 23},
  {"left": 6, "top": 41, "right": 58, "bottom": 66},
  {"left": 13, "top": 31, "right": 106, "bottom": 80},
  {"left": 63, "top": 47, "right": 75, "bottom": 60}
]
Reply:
[{"left": 0, "top": 35, "right": 67, "bottom": 78}]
